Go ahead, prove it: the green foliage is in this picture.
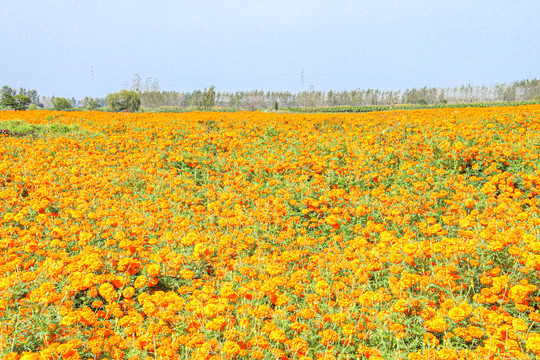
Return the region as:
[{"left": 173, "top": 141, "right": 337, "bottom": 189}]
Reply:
[
  {"left": 86, "top": 98, "right": 100, "bottom": 110},
  {"left": 107, "top": 90, "right": 141, "bottom": 112},
  {"left": 200, "top": 85, "right": 216, "bottom": 110},
  {"left": 282, "top": 99, "right": 540, "bottom": 114},
  {"left": 0, "top": 88, "right": 31, "bottom": 110},
  {"left": 0, "top": 94, "right": 16, "bottom": 109},
  {"left": 1, "top": 85, "right": 15, "bottom": 97},
  {"left": 13, "top": 95, "right": 31, "bottom": 110},
  {"left": 0, "top": 119, "right": 86, "bottom": 137},
  {"left": 274, "top": 101, "right": 279, "bottom": 111},
  {"left": 1, "top": 86, "right": 40, "bottom": 109},
  {"left": 18, "top": 88, "right": 39, "bottom": 105},
  {"left": 52, "top": 97, "right": 73, "bottom": 110}
]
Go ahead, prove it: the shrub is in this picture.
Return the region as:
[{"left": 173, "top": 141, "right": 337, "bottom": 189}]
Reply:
[
  {"left": 53, "top": 97, "right": 73, "bottom": 110},
  {"left": 107, "top": 90, "right": 141, "bottom": 112}
]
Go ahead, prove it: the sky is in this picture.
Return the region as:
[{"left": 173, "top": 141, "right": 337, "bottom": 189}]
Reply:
[{"left": 2, "top": 0, "right": 540, "bottom": 99}]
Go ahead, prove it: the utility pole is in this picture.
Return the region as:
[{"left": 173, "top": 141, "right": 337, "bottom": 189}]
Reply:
[
  {"left": 301, "top": 68, "right": 304, "bottom": 91},
  {"left": 300, "top": 68, "right": 305, "bottom": 107},
  {"left": 90, "top": 67, "right": 95, "bottom": 98}
]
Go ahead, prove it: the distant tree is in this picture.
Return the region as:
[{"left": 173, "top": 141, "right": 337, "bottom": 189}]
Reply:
[
  {"left": 201, "top": 86, "right": 216, "bottom": 109},
  {"left": 1, "top": 86, "right": 31, "bottom": 110},
  {"left": 86, "top": 98, "right": 100, "bottom": 110},
  {"left": 1, "top": 86, "right": 16, "bottom": 97},
  {"left": 19, "top": 88, "right": 40, "bottom": 105},
  {"left": 107, "top": 90, "right": 141, "bottom": 112},
  {"left": 1, "top": 86, "right": 15, "bottom": 109},
  {"left": 190, "top": 89, "right": 203, "bottom": 108},
  {"left": 0, "top": 94, "right": 15, "bottom": 109},
  {"left": 53, "top": 97, "right": 73, "bottom": 110},
  {"left": 12, "top": 95, "right": 31, "bottom": 110}
]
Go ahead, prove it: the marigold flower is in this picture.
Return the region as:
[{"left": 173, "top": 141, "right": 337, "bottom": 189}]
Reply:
[
  {"left": 134, "top": 275, "right": 147, "bottom": 289},
  {"left": 250, "top": 350, "right": 264, "bottom": 359},
  {"left": 318, "top": 329, "right": 339, "bottom": 345},
  {"left": 424, "top": 317, "right": 449, "bottom": 333},
  {"left": 342, "top": 323, "right": 357, "bottom": 336},
  {"left": 448, "top": 307, "right": 467, "bottom": 323},
  {"left": 393, "top": 299, "right": 409, "bottom": 313},
  {"left": 147, "top": 263, "right": 160, "bottom": 277},
  {"left": 122, "top": 286, "right": 135, "bottom": 299},
  {"left": 314, "top": 280, "right": 330, "bottom": 297},
  {"left": 526, "top": 333, "right": 540, "bottom": 354},
  {"left": 221, "top": 340, "right": 241, "bottom": 356},
  {"left": 269, "top": 329, "right": 288, "bottom": 343},
  {"left": 437, "top": 348, "right": 458, "bottom": 360},
  {"left": 181, "top": 269, "right": 194, "bottom": 279}
]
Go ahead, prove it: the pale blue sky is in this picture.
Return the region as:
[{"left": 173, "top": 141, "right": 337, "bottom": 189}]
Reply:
[{"left": 2, "top": 0, "right": 539, "bottom": 98}]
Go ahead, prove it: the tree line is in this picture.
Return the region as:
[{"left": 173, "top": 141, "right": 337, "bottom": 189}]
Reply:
[
  {"left": 128, "top": 78, "right": 540, "bottom": 110},
  {"left": 2, "top": 78, "right": 540, "bottom": 111}
]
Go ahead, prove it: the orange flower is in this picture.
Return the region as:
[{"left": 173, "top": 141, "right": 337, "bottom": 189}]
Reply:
[
  {"left": 134, "top": 275, "right": 147, "bottom": 289},
  {"left": 314, "top": 280, "right": 330, "bottom": 297},
  {"left": 147, "top": 264, "right": 160, "bottom": 277},
  {"left": 318, "top": 329, "right": 338, "bottom": 345},
  {"left": 424, "top": 317, "right": 449, "bottom": 333},
  {"left": 221, "top": 340, "right": 241, "bottom": 357}
]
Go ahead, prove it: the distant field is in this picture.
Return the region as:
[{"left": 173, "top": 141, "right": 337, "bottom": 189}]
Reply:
[
  {"left": 280, "top": 100, "right": 540, "bottom": 113},
  {"left": 1, "top": 106, "right": 540, "bottom": 359}
]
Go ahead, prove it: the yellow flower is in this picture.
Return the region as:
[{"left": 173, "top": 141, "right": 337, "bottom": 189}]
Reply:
[{"left": 147, "top": 263, "right": 160, "bottom": 277}]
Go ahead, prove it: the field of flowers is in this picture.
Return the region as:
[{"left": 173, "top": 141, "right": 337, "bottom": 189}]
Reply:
[{"left": 1, "top": 106, "right": 540, "bottom": 360}]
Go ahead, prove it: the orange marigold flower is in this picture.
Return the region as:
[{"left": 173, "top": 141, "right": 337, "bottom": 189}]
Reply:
[
  {"left": 250, "top": 350, "right": 264, "bottom": 359},
  {"left": 269, "top": 329, "right": 288, "bottom": 343},
  {"left": 222, "top": 340, "right": 241, "bottom": 356},
  {"left": 181, "top": 269, "right": 194, "bottom": 280},
  {"left": 134, "top": 275, "right": 147, "bottom": 289},
  {"left": 275, "top": 294, "right": 290, "bottom": 307},
  {"left": 291, "top": 322, "right": 309, "bottom": 333},
  {"left": 448, "top": 307, "right": 467, "bottom": 323},
  {"left": 529, "top": 312, "right": 540, "bottom": 322},
  {"left": 122, "top": 286, "right": 135, "bottom": 299},
  {"left": 424, "top": 317, "right": 449, "bottom": 333},
  {"left": 342, "top": 323, "right": 357, "bottom": 336},
  {"left": 325, "top": 215, "right": 340, "bottom": 229},
  {"left": 423, "top": 333, "right": 439, "bottom": 347},
  {"left": 288, "top": 337, "right": 309, "bottom": 356},
  {"left": 220, "top": 282, "right": 237, "bottom": 300},
  {"left": 99, "top": 283, "right": 117, "bottom": 302},
  {"left": 181, "top": 232, "right": 198, "bottom": 246},
  {"left": 467, "top": 326, "right": 485, "bottom": 339},
  {"left": 318, "top": 329, "right": 338, "bottom": 345},
  {"left": 437, "top": 348, "right": 458, "bottom": 360},
  {"left": 393, "top": 299, "right": 409, "bottom": 313},
  {"left": 512, "top": 318, "right": 528, "bottom": 332},
  {"left": 526, "top": 333, "right": 540, "bottom": 354},
  {"left": 314, "top": 280, "right": 330, "bottom": 297},
  {"left": 147, "top": 264, "right": 160, "bottom": 277}
]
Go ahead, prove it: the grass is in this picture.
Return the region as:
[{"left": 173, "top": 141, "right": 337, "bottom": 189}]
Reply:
[{"left": 0, "top": 119, "right": 87, "bottom": 137}]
